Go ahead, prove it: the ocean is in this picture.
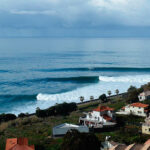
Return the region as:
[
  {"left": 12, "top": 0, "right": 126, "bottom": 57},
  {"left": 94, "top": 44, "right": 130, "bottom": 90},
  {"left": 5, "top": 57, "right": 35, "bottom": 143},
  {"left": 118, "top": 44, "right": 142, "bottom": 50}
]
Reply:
[{"left": 0, "top": 37, "right": 150, "bottom": 115}]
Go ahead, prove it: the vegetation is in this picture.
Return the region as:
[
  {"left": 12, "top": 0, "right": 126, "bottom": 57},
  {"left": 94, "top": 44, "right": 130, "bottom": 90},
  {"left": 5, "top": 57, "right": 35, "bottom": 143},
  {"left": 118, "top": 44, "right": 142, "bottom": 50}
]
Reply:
[
  {"left": 107, "top": 90, "right": 112, "bottom": 96},
  {"left": 36, "top": 102, "right": 77, "bottom": 118},
  {"left": 0, "top": 113, "right": 16, "bottom": 123},
  {"left": 115, "top": 89, "right": 119, "bottom": 95},
  {"left": 61, "top": 130, "right": 101, "bottom": 150},
  {"left": 79, "top": 96, "right": 84, "bottom": 103},
  {"left": 99, "top": 94, "right": 107, "bottom": 103},
  {"left": 90, "top": 96, "right": 94, "bottom": 101}
]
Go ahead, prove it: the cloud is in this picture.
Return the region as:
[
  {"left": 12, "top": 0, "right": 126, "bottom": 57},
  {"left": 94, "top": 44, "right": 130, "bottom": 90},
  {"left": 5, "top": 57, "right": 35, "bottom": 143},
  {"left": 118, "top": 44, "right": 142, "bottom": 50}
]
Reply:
[
  {"left": 10, "top": 10, "right": 56, "bottom": 15},
  {"left": 0, "top": 0, "right": 150, "bottom": 36}
]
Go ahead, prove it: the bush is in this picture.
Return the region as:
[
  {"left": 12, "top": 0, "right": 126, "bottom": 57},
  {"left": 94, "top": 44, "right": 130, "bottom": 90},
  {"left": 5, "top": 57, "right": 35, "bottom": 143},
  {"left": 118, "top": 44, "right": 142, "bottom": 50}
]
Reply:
[
  {"left": 0, "top": 113, "right": 16, "bottom": 123},
  {"left": 36, "top": 102, "right": 77, "bottom": 118},
  {"left": 18, "top": 113, "right": 28, "bottom": 118}
]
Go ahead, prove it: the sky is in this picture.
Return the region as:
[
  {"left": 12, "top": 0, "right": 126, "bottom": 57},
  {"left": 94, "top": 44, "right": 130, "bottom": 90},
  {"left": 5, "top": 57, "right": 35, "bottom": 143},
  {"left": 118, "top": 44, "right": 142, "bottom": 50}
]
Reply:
[{"left": 0, "top": 0, "right": 150, "bottom": 37}]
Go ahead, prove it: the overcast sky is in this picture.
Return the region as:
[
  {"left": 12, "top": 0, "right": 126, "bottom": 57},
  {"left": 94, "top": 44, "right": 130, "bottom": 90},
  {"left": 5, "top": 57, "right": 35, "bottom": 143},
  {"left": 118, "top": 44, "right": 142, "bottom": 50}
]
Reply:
[{"left": 0, "top": 0, "right": 150, "bottom": 37}]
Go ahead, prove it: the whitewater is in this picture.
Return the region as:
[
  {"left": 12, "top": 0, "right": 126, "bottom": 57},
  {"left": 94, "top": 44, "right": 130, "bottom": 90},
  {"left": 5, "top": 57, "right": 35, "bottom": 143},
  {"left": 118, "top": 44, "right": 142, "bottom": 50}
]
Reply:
[{"left": 37, "top": 75, "right": 150, "bottom": 102}]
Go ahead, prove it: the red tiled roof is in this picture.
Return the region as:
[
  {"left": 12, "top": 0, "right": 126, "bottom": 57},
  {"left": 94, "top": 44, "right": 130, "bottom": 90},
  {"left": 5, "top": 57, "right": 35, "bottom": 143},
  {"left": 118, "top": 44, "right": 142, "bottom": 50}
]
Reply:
[
  {"left": 103, "top": 114, "right": 112, "bottom": 121},
  {"left": 17, "top": 138, "right": 28, "bottom": 145},
  {"left": 11, "top": 145, "right": 34, "bottom": 150},
  {"left": 122, "top": 107, "right": 125, "bottom": 110},
  {"left": 93, "top": 106, "right": 114, "bottom": 112},
  {"left": 5, "top": 138, "right": 17, "bottom": 150},
  {"left": 5, "top": 138, "right": 35, "bottom": 150},
  {"left": 131, "top": 103, "right": 149, "bottom": 108}
]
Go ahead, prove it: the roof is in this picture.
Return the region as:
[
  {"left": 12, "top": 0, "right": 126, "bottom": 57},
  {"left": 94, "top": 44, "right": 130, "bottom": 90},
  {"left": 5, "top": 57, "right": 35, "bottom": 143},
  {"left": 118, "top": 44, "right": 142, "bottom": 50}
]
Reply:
[
  {"left": 103, "top": 114, "right": 112, "bottom": 121},
  {"left": 139, "top": 91, "right": 150, "bottom": 96},
  {"left": 115, "top": 144, "right": 127, "bottom": 150},
  {"left": 122, "top": 107, "right": 125, "bottom": 110},
  {"left": 10, "top": 145, "right": 34, "bottom": 150},
  {"left": 5, "top": 138, "right": 34, "bottom": 150},
  {"left": 129, "top": 144, "right": 143, "bottom": 150},
  {"left": 5, "top": 138, "right": 17, "bottom": 150},
  {"left": 93, "top": 106, "right": 114, "bottom": 112},
  {"left": 54, "top": 123, "right": 80, "bottom": 129},
  {"left": 125, "top": 144, "right": 135, "bottom": 150},
  {"left": 144, "top": 139, "right": 150, "bottom": 145},
  {"left": 130, "top": 103, "right": 149, "bottom": 108}
]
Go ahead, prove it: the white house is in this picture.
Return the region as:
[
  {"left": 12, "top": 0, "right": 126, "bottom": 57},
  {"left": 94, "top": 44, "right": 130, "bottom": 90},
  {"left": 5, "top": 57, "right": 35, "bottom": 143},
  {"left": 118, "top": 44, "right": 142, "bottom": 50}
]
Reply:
[
  {"left": 116, "top": 102, "right": 149, "bottom": 117},
  {"left": 52, "top": 123, "right": 89, "bottom": 137},
  {"left": 138, "top": 91, "right": 150, "bottom": 101},
  {"left": 79, "top": 105, "right": 116, "bottom": 128}
]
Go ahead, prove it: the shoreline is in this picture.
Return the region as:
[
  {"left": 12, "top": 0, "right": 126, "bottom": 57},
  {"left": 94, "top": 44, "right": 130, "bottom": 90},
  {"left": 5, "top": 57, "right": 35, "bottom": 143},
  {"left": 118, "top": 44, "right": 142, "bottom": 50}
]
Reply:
[{"left": 0, "top": 92, "right": 127, "bottom": 117}]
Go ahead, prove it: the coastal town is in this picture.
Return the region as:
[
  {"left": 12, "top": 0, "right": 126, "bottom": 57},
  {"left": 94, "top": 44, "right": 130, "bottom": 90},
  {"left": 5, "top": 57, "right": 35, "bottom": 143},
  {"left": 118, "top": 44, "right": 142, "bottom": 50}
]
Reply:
[{"left": 0, "top": 83, "right": 150, "bottom": 149}]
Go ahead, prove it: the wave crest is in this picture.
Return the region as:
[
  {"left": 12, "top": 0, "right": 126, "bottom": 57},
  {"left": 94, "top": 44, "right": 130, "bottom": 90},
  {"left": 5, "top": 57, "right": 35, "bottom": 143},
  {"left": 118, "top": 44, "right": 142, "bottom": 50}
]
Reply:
[
  {"left": 99, "top": 75, "right": 150, "bottom": 83},
  {"left": 28, "top": 76, "right": 99, "bottom": 83},
  {"left": 37, "top": 75, "right": 150, "bottom": 101}
]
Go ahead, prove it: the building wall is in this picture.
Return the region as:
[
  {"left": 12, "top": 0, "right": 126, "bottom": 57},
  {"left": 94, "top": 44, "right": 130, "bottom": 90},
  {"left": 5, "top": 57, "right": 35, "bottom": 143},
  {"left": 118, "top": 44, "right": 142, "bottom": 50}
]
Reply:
[
  {"left": 142, "top": 125, "right": 150, "bottom": 135},
  {"left": 86, "top": 110, "right": 115, "bottom": 124},
  {"left": 138, "top": 95, "right": 146, "bottom": 101},
  {"left": 125, "top": 106, "right": 146, "bottom": 117}
]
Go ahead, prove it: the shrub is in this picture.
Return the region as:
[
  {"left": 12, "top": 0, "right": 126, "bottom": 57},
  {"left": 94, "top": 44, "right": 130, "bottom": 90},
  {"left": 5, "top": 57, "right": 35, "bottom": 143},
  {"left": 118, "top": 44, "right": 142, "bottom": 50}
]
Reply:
[
  {"left": 36, "top": 102, "right": 77, "bottom": 118},
  {"left": 18, "top": 113, "right": 28, "bottom": 118},
  {"left": 0, "top": 113, "right": 16, "bottom": 123}
]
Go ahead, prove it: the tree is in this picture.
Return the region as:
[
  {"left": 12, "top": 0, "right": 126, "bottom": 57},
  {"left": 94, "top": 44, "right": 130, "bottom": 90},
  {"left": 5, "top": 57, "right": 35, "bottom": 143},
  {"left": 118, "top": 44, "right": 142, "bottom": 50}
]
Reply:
[
  {"left": 107, "top": 90, "right": 112, "bottom": 96},
  {"left": 99, "top": 94, "right": 107, "bottom": 103},
  {"left": 127, "top": 86, "right": 137, "bottom": 93},
  {"left": 127, "top": 88, "right": 139, "bottom": 103},
  {"left": 90, "top": 96, "right": 94, "bottom": 101},
  {"left": 79, "top": 96, "right": 84, "bottom": 103},
  {"left": 61, "top": 130, "right": 101, "bottom": 150},
  {"left": 115, "top": 89, "right": 119, "bottom": 95}
]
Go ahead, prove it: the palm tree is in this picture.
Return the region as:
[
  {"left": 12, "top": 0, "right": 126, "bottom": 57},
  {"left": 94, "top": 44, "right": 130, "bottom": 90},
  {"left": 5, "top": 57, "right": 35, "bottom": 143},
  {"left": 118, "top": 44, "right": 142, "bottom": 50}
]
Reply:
[
  {"left": 115, "top": 89, "right": 119, "bottom": 95},
  {"left": 107, "top": 90, "right": 112, "bottom": 96},
  {"left": 90, "top": 96, "right": 94, "bottom": 101},
  {"left": 80, "top": 96, "right": 84, "bottom": 103}
]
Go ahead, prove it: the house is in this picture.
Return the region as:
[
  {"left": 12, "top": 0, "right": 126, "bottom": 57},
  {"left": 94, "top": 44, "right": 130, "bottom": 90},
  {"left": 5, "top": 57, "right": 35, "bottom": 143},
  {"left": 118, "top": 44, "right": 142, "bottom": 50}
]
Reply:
[
  {"left": 52, "top": 123, "right": 89, "bottom": 137},
  {"left": 116, "top": 103, "right": 149, "bottom": 117},
  {"left": 107, "top": 139, "right": 150, "bottom": 150},
  {"left": 79, "top": 105, "right": 116, "bottom": 128},
  {"left": 142, "top": 115, "right": 150, "bottom": 135},
  {"left": 5, "top": 138, "right": 35, "bottom": 150},
  {"left": 138, "top": 91, "right": 150, "bottom": 101}
]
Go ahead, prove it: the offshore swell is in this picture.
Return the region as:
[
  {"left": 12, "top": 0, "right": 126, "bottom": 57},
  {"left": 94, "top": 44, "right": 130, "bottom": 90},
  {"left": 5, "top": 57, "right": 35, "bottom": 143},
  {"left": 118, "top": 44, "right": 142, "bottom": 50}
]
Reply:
[{"left": 33, "top": 67, "right": 150, "bottom": 72}]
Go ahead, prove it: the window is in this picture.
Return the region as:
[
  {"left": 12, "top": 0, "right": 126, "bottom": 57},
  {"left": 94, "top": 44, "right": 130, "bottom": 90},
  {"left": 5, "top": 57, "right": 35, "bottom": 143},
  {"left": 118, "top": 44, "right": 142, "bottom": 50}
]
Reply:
[
  {"left": 138, "top": 111, "right": 142, "bottom": 114},
  {"left": 149, "top": 128, "right": 150, "bottom": 132},
  {"left": 139, "top": 107, "right": 141, "bottom": 109}
]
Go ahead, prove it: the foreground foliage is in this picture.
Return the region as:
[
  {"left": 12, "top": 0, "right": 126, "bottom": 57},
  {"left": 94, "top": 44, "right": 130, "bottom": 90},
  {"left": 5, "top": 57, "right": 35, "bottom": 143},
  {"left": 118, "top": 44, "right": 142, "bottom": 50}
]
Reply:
[{"left": 61, "top": 130, "right": 101, "bottom": 150}]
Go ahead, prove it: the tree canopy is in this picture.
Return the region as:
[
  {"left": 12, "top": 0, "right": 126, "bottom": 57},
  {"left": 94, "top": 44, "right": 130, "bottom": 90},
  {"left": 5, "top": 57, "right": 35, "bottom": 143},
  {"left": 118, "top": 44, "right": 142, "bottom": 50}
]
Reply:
[{"left": 61, "top": 130, "right": 101, "bottom": 150}]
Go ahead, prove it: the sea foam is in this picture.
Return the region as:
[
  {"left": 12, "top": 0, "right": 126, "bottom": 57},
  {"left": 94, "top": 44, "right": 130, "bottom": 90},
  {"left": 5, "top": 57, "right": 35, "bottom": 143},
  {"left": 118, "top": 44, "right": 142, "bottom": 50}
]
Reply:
[{"left": 36, "top": 75, "right": 150, "bottom": 102}]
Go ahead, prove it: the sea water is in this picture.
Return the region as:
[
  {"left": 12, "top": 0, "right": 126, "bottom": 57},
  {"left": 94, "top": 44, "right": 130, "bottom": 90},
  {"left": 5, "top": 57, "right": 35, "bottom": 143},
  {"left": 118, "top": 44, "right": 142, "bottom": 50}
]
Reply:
[{"left": 0, "top": 37, "right": 150, "bottom": 115}]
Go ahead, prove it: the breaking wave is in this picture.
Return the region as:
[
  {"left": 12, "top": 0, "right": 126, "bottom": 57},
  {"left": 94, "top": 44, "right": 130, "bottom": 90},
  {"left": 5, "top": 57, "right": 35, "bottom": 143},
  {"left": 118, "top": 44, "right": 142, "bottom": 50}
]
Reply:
[
  {"left": 99, "top": 75, "right": 150, "bottom": 83},
  {"left": 37, "top": 75, "right": 150, "bottom": 102}
]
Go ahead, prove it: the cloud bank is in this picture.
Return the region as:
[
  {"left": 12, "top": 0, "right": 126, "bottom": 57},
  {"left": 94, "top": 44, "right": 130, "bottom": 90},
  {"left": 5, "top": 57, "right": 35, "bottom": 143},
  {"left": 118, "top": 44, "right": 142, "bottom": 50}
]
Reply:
[{"left": 0, "top": 0, "right": 150, "bottom": 37}]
